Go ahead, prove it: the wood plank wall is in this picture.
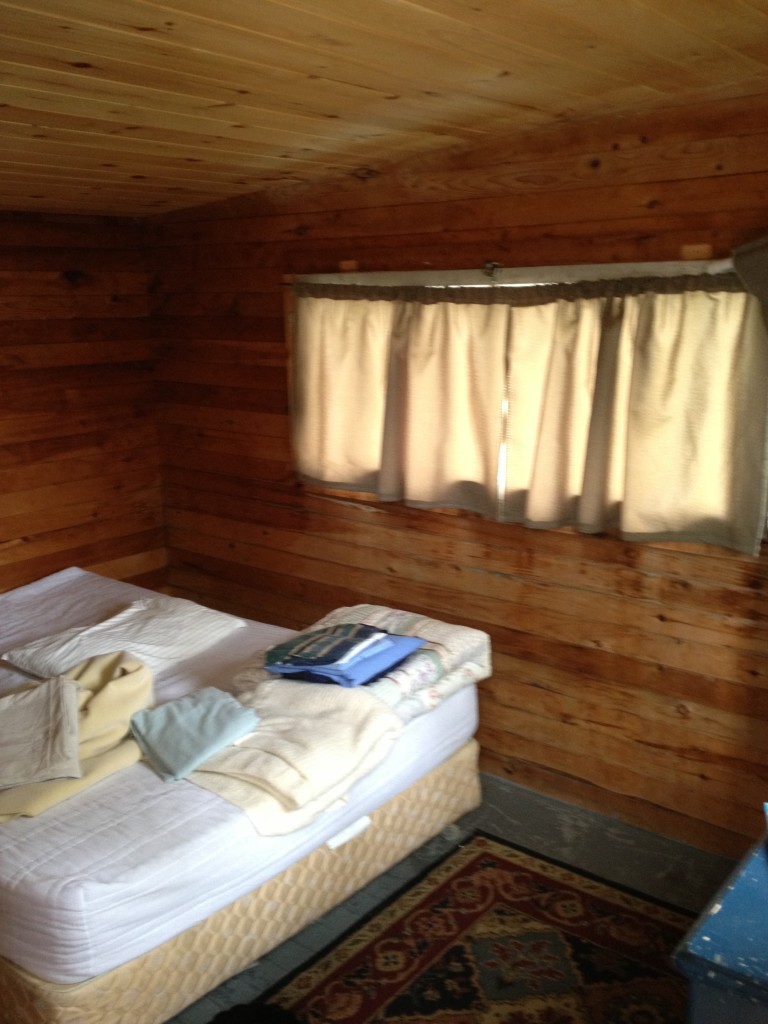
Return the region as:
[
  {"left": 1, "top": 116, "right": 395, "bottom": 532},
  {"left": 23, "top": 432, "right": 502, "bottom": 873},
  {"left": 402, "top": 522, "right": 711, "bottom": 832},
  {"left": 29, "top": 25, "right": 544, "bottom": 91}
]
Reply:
[
  {"left": 152, "top": 96, "right": 768, "bottom": 860},
  {"left": 0, "top": 212, "right": 165, "bottom": 593}
]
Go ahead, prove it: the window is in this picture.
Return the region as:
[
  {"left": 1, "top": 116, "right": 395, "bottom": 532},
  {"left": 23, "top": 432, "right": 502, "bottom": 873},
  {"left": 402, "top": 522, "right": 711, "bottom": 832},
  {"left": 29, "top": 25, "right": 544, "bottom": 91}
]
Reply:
[{"left": 290, "top": 264, "right": 768, "bottom": 555}]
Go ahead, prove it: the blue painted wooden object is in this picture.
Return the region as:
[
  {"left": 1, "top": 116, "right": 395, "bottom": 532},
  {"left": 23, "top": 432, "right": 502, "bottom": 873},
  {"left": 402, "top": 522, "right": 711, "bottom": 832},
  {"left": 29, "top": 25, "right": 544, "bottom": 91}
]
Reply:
[{"left": 675, "top": 841, "right": 768, "bottom": 1023}]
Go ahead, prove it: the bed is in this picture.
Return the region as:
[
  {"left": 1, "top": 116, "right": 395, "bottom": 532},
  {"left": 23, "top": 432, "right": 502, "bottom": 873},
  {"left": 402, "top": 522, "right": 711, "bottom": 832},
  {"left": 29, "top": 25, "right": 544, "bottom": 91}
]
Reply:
[{"left": 0, "top": 568, "right": 487, "bottom": 1024}]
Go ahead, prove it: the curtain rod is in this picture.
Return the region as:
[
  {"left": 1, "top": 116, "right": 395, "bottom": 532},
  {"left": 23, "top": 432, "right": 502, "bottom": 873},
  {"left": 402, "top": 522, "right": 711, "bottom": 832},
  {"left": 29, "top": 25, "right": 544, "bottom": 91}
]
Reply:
[{"left": 298, "top": 258, "right": 735, "bottom": 289}]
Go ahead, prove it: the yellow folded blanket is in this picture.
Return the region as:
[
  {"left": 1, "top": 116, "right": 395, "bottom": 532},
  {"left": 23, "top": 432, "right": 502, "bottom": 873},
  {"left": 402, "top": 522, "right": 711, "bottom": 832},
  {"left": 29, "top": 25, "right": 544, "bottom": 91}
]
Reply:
[{"left": 0, "top": 652, "right": 153, "bottom": 822}]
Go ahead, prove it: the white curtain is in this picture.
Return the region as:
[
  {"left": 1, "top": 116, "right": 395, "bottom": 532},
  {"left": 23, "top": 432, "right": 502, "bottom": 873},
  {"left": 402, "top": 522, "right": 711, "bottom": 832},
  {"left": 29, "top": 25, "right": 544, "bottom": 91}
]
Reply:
[{"left": 291, "top": 274, "right": 768, "bottom": 554}]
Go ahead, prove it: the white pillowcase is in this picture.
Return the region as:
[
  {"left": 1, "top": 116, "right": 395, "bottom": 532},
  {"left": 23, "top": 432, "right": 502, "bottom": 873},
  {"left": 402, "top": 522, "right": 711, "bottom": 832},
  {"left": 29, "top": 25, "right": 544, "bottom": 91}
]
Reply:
[{"left": 2, "top": 596, "right": 247, "bottom": 679}]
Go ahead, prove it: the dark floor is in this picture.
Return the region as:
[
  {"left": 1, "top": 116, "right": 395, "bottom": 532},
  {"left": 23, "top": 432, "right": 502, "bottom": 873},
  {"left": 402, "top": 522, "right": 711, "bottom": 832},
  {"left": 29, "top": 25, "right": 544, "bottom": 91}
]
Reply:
[{"left": 166, "top": 771, "right": 738, "bottom": 1023}]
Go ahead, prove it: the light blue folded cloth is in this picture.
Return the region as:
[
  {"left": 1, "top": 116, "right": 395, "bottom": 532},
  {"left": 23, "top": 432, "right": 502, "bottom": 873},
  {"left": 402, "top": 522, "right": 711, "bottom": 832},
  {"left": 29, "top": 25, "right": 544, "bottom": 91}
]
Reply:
[{"left": 130, "top": 687, "right": 260, "bottom": 781}]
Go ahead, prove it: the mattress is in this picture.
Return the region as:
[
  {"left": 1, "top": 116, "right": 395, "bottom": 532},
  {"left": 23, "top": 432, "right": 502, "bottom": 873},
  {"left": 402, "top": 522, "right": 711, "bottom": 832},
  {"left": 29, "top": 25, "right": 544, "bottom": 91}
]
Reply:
[
  {"left": 0, "top": 569, "right": 479, "bottom": 985},
  {"left": 1, "top": 738, "right": 482, "bottom": 1024}
]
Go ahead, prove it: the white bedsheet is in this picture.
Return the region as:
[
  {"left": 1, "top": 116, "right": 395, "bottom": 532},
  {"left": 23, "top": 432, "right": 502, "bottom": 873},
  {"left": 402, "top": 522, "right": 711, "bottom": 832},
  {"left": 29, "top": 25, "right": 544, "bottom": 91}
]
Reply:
[{"left": 0, "top": 569, "right": 479, "bottom": 984}]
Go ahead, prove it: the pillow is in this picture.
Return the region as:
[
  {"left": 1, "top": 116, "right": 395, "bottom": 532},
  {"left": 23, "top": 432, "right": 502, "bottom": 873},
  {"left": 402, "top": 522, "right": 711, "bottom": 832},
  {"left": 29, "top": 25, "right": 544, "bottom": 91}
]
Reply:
[{"left": 2, "top": 596, "right": 247, "bottom": 679}]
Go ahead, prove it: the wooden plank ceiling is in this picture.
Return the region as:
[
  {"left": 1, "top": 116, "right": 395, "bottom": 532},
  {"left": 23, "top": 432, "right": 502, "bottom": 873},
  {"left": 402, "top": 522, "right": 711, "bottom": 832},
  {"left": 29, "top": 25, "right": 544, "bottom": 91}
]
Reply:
[{"left": 1, "top": 0, "right": 768, "bottom": 217}]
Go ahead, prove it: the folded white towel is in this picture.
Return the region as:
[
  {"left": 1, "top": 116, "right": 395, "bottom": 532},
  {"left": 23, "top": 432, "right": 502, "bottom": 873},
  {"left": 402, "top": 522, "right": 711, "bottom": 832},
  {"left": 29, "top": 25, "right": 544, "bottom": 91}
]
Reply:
[
  {"left": 0, "top": 677, "right": 81, "bottom": 789},
  {"left": 190, "top": 678, "right": 403, "bottom": 835}
]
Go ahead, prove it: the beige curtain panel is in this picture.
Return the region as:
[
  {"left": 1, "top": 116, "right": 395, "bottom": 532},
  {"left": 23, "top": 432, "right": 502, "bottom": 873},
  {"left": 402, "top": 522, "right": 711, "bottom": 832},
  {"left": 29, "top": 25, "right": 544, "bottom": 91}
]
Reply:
[{"left": 292, "top": 274, "right": 768, "bottom": 554}]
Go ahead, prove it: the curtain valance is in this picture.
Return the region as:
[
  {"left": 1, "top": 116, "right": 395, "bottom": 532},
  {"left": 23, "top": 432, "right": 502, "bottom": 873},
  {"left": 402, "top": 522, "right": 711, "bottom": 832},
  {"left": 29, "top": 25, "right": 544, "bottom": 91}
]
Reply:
[
  {"left": 293, "top": 272, "right": 744, "bottom": 306},
  {"left": 291, "top": 272, "right": 768, "bottom": 554}
]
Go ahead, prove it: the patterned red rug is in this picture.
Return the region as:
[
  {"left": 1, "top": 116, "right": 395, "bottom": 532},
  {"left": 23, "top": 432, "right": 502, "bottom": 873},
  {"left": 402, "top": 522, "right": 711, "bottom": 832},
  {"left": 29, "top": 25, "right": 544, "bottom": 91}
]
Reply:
[{"left": 217, "top": 832, "right": 692, "bottom": 1024}]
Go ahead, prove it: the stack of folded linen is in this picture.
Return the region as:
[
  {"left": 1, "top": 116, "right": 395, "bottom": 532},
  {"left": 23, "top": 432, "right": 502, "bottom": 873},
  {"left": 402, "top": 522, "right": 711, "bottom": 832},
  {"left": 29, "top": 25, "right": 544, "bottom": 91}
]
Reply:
[
  {"left": 233, "top": 604, "right": 492, "bottom": 723},
  {"left": 264, "top": 622, "right": 426, "bottom": 687},
  {"left": 190, "top": 676, "right": 404, "bottom": 835}
]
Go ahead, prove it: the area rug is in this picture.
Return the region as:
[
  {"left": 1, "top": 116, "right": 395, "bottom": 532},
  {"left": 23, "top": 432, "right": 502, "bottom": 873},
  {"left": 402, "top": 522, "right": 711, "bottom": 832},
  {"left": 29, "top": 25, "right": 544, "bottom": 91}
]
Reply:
[{"left": 215, "top": 832, "right": 692, "bottom": 1024}]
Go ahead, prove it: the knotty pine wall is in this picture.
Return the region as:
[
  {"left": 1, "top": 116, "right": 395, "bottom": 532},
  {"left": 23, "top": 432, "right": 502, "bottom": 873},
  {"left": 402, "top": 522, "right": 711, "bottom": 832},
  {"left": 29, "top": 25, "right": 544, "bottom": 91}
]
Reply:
[
  {"left": 0, "top": 212, "right": 165, "bottom": 593},
  {"left": 152, "top": 98, "right": 768, "bottom": 860}
]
